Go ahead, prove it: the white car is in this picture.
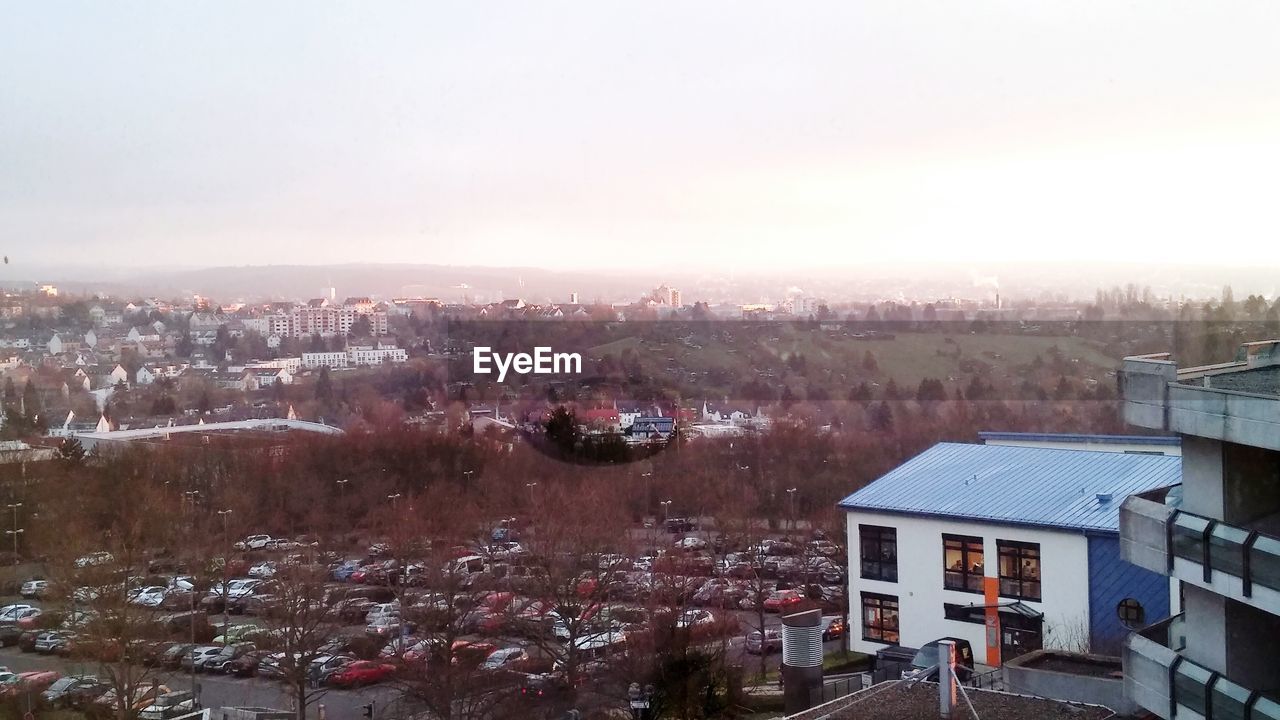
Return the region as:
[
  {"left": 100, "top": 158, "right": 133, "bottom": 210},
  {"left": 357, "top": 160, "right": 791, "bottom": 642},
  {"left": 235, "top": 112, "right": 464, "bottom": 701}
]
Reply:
[
  {"left": 233, "top": 535, "right": 273, "bottom": 551},
  {"left": 674, "top": 537, "right": 708, "bottom": 551},
  {"left": 0, "top": 604, "right": 37, "bottom": 623},
  {"left": 210, "top": 579, "right": 261, "bottom": 600},
  {"left": 364, "top": 603, "right": 400, "bottom": 624},
  {"left": 168, "top": 576, "right": 195, "bottom": 591},
  {"left": 75, "top": 551, "right": 114, "bottom": 568},
  {"left": 20, "top": 580, "right": 48, "bottom": 599},
  {"left": 248, "top": 562, "right": 277, "bottom": 579},
  {"left": 130, "top": 586, "right": 168, "bottom": 608}
]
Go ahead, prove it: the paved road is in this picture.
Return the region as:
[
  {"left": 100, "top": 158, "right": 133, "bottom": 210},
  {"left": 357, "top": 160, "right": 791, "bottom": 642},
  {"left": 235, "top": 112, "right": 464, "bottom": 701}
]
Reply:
[{"left": 0, "top": 646, "right": 397, "bottom": 719}]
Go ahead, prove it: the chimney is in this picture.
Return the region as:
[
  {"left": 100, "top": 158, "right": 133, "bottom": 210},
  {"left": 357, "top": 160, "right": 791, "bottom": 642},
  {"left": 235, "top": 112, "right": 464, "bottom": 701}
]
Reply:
[{"left": 780, "top": 608, "right": 823, "bottom": 714}]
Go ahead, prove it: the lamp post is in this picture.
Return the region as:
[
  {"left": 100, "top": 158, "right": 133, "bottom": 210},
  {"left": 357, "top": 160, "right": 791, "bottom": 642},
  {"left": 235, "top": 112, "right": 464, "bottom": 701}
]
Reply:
[
  {"left": 336, "top": 478, "right": 349, "bottom": 502},
  {"left": 524, "top": 482, "right": 538, "bottom": 508},
  {"left": 5, "top": 503, "right": 20, "bottom": 564},
  {"left": 216, "top": 509, "right": 233, "bottom": 641},
  {"left": 660, "top": 500, "right": 672, "bottom": 524},
  {"left": 786, "top": 488, "right": 798, "bottom": 539}
]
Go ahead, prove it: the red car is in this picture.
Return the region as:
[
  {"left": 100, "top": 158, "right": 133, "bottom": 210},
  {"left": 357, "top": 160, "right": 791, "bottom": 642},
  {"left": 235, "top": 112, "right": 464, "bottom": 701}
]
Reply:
[
  {"left": 762, "top": 589, "right": 804, "bottom": 613},
  {"left": 3, "top": 670, "right": 61, "bottom": 696},
  {"left": 326, "top": 661, "right": 395, "bottom": 687}
]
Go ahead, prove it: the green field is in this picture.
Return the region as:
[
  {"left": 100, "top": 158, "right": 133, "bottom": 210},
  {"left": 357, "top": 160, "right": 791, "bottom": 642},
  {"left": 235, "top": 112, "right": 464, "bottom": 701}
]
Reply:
[{"left": 587, "top": 328, "right": 1120, "bottom": 396}]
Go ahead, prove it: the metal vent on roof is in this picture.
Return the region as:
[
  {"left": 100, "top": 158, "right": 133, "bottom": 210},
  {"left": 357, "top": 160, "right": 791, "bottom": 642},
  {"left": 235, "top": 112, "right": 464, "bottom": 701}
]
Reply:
[{"left": 1096, "top": 492, "right": 1112, "bottom": 504}]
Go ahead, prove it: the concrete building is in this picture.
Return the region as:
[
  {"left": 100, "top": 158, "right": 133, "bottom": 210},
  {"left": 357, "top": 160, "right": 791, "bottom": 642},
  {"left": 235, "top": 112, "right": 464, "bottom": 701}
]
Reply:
[
  {"left": 840, "top": 440, "right": 1180, "bottom": 667},
  {"left": 1118, "top": 340, "right": 1280, "bottom": 719}
]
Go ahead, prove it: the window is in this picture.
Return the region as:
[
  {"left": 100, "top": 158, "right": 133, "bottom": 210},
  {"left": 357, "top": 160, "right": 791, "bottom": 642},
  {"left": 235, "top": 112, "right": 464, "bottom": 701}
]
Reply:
[
  {"left": 860, "top": 592, "right": 899, "bottom": 643},
  {"left": 859, "top": 525, "right": 898, "bottom": 582},
  {"left": 1117, "top": 598, "right": 1144, "bottom": 628},
  {"left": 943, "top": 534, "right": 985, "bottom": 593},
  {"left": 997, "top": 540, "right": 1041, "bottom": 601}
]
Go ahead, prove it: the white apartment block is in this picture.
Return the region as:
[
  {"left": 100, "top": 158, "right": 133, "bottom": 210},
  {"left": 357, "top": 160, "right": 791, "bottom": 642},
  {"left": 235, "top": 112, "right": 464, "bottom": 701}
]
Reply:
[
  {"left": 348, "top": 346, "right": 408, "bottom": 366},
  {"left": 302, "top": 345, "right": 407, "bottom": 369}
]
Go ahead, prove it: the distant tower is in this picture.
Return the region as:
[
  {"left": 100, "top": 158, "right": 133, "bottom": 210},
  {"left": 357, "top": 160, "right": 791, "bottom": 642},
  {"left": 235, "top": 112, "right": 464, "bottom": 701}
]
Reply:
[
  {"left": 995, "top": 291, "right": 1001, "bottom": 310},
  {"left": 569, "top": 292, "right": 580, "bottom": 304}
]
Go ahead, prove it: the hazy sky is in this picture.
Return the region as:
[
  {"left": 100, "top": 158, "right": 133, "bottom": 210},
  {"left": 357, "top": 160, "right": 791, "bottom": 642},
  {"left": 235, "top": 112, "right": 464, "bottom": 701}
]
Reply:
[{"left": 3, "top": 2, "right": 1279, "bottom": 273}]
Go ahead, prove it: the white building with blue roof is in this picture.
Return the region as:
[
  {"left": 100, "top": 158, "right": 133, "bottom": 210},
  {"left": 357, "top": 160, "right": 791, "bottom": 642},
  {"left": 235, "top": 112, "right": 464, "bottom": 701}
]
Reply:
[{"left": 839, "top": 435, "right": 1180, "bottom": 666}]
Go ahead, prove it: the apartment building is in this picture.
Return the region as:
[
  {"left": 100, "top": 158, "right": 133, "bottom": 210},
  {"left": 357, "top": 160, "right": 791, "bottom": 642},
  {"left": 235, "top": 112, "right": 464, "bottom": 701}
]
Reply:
[
  {"left": 841, "top": 439, "right": 1179, "bottom": 666},
  {"left": 1120, "top": 340, "right": 1280, "bottom": 719}
]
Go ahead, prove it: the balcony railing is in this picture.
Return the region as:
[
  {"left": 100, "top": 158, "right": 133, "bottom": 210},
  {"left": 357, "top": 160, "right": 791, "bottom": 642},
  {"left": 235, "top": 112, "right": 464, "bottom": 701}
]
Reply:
[
  {"left": 1124, "top": 615, "right": 1280, "bottom": 720},
  {"left": 1120, "top": 494, "right": 1280, "bottom": 613}
]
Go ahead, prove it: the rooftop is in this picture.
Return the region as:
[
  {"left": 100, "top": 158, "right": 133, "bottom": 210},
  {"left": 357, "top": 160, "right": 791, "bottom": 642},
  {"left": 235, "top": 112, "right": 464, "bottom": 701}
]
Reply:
[
  {"left": 785, "top": 682, "right": 1113, "bottom": 720},
  {"left": 978, "top": 431, "right": 1179, "bottom": 446},
  {"left": 1179, "top": 365, "right": 1280, "bottom": 397},
  {"left": 838, "top": 441, "right": 1181, "bottom": 533}
]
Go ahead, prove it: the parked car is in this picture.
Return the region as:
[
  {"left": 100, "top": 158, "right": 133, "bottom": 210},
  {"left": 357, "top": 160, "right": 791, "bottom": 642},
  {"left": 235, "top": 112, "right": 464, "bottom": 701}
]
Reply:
[
  {"left": 181, "top": 645, "right": 223, "bottom": 672},
  {"left": 233, "top": 535, "right": 273, "bottom": 551},
  {"left": 20, "top": 579, "right": 48, "bottom": 599},
  {"left": 131, "top": 586, "right": 169, "bottom": 608},
  {"left": 93, "top": 684, "right": 172, "bottom": 714},
  {"left": 138, "top": 690, "right": 197, "bottom": 720},
  {"left": 227, "top": 649, "right": 272, "bottom": 677},
  {"left": 5, "top": 670, "right": 60, "bottom": 696},
  {"left": 248, "top": 562, "right": 277, "bottom": 579},
  {"left": 198, "top": 642, "right": 256, "bottom": 673},
  {"left": 0, "top": 604, "right": 36, "bottom": 624},
  {"left": 365, "top": 616, "right": 414, "bottom": 637},
  {"left": 75, "top": 551, "right": 114, "bottom": 568},
  {"left": 40, "top": 675, "right": 109, "bottom": 708},
  {"left": 820, "top": 615, "right": 846, "bottom": 641},
  {"left": 326, "top": 661, "right": 395, "bottom": 688},
  {"left": 34, "top": 631, "right": 70, "bottom": 654},
  {"left": 763, "top": 589, "right": 805, "bottom": 613},
  {"left": 160, "top": 643, "right": 196, "bottom": 669},
  {"left": 482, "top": 646, "right": 532, "bottom": 672},
  {"left": 901, "top": 638, "right": 976, "bottom": 681},
  {"left": 745, "top": 628, "right": 783, "bottom": 655},
  {"left": 311, "top": 654, "right": 358, "bottom": 683}
]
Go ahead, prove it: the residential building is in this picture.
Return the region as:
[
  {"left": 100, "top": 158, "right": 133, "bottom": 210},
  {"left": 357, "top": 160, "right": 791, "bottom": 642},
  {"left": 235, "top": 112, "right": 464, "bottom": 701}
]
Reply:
[
  {"left": 840, "top": 439, "right": 1180, "bottom": 666},
  {"left": 346, "top": 345, "right": 407, "bottom": 366},
  {"left": 301, "top": 351, "right": 348, "bottom": 370},
  {"left": 1118, "top": 340, "right": 1280, "bottom": 719}
]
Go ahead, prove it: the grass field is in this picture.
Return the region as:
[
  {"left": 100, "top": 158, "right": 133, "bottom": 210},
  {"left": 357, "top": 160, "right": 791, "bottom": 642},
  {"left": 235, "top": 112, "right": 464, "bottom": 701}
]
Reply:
[{"left": 587, "top": 328, "right": 1120, "bottom": 396}]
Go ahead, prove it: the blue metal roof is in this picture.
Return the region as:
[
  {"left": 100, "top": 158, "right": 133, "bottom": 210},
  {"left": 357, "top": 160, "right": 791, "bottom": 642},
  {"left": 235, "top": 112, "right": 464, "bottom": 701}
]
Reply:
[
  {"left": 977, "top": 432, "right": 1180, "bottom": 446},
  {"left": 838, "top": 442, "right": 1182, "bottom": 533}
]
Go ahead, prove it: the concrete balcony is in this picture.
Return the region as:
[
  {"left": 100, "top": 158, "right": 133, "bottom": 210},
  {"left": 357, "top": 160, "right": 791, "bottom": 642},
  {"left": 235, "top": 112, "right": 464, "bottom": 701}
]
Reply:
[
  {"left": 1124, "top": 615, "right": 1280, "bottom": 720},
  {"left": 1119, "top": 490, "right": 1177, "bottom": 576},
  {"left": 1120, "top": 493, "right": 1280, "bottom": 616},
  {"left": 1121, "top": 343, "right": 1280, "bottom": 452}
]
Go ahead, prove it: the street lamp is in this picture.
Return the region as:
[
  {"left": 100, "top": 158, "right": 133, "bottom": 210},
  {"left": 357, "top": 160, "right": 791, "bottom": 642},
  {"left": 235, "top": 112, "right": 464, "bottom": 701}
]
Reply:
[
  {"left": 5, "top": 503, "right": 20, "bottom": 564},
  {"left": 216, "top": 509, "right": 233, "bottom": 641},
  {"left": 524, "top": 482, "right": 538, "bottom": 507},
  {"left": 336, "top": 478, "right": 350, "bottom": 502},
  {"left": 786, "top": 488, "right": 798, "bottom": 538},
  {"left": 182, "top": 490, "right": 199, "bottom": 514},
  {"left": 660, "top": 499, "right": 673, "bottom": 523}
]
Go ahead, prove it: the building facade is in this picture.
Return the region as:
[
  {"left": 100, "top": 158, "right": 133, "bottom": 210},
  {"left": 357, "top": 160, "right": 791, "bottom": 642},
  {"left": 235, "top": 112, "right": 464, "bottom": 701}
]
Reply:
[
  {"left": 841, "top": 440, "right": 1179, "bottom": 667},
  {"left": 1119, "top": 340, "right": 1280, "bottom": 719}
]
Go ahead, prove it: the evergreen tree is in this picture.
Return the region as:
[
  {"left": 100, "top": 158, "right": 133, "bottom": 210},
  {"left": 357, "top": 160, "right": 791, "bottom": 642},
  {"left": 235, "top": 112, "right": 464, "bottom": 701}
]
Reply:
[{"left": 315, "top": 366, "right": 334, "bottom": 404}]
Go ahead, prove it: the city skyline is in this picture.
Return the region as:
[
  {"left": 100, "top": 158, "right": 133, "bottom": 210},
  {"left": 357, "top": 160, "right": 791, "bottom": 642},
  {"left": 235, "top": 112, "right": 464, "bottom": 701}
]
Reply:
[{"left": 4, "top": 2, "right": 1279, "bottom": 271}]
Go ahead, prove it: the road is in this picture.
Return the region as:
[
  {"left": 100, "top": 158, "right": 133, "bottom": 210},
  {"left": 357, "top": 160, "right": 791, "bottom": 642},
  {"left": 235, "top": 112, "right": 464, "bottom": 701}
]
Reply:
[{"left": 0, "top": 646, "right": 398, "bottom": 719}]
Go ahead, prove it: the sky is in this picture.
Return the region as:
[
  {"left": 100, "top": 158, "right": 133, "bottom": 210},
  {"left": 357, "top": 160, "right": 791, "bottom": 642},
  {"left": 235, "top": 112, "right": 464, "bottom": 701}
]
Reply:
[{"left": 3, "top": 1, "right": 1279, "bottom": 273}]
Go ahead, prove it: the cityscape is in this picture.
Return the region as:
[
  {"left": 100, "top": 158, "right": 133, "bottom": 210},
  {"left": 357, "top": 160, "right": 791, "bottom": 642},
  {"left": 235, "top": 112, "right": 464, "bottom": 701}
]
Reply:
[{"left": 2, "top": 3, "right": 1279, "bottom": 720}]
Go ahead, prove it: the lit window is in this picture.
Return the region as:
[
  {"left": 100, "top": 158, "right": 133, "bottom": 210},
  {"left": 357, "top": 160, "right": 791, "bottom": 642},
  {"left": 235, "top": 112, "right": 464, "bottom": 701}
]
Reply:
[
  {"left": 943, "top": 534, "right": 984, "bottom": 593},
  {"left": 997, "top": 540, "right": 1041, "bottom": 601},
  {"left": 860, "top": 592, "right": 899, "bottom": 643}
]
